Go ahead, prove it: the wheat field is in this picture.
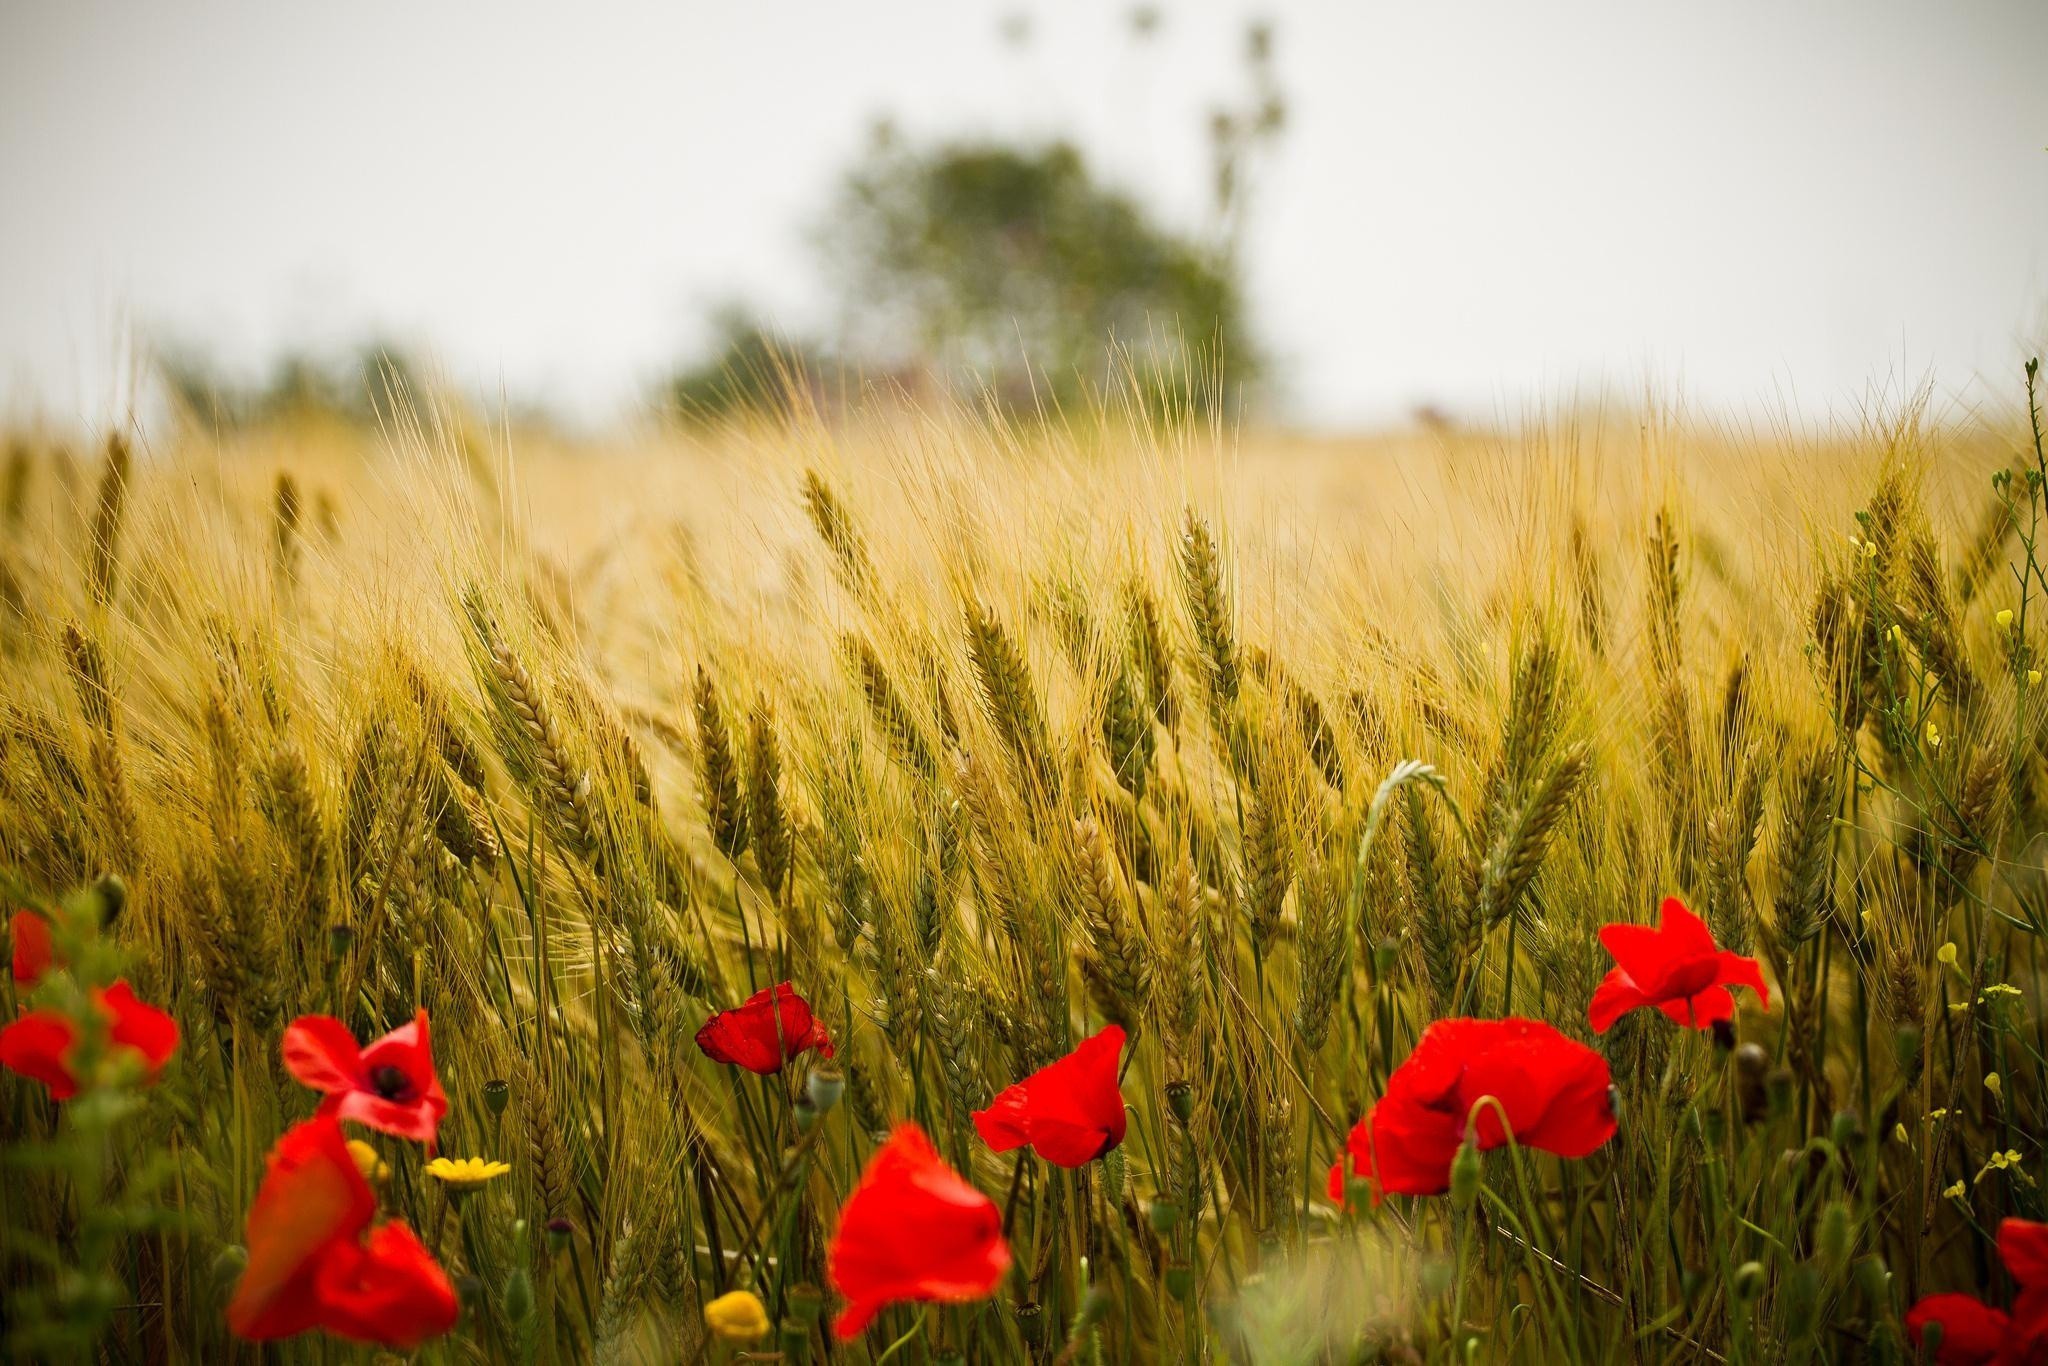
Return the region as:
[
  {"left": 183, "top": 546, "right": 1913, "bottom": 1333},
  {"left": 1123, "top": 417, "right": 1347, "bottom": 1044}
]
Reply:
[{"left": 1, "top": 368, "right": 2045, "bottom": 1364}]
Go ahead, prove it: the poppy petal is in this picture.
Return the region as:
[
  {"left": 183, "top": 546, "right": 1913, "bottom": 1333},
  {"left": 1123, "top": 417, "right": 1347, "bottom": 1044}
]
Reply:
[
  {"left": 0, "top": 1009, "right": 81, "bottom": 1100},
  {"left": 1712, "top": 952, "right": 1770, "bottom": 1010},
  {"left": 828, "top": 1123, "right": 1009, "bottom": 1339},
  {"left": 313, "top": 1220, "right": 460, "bottom": 1349},
  {"left": 9, "top": 909, "right": 55, "bottom": 987},
  {"left": 228, "top": 1117, "right": 377, "bottom": 1341},
  {"left": 1656, "top": 986, "right": 1735, "bottom": 1029},
  {"left": 1586, "top": 969, "right": 1650, "bottom": 1033},
  {"left": 970, "top": 1082, "right": 1032, "bottom": 1153},
  {"left": 281, "top": 1016, "right": 366, "bottom": 1094},
  {"left": 1998, "top": 1217, "right": 2048, "bottom": 1285},
  {"left": 101, "top": 981, "right": 179, "bottom": 1079},
  {"left": 1904, "top": 1292, "right": 2009, "bottom": 1364}
]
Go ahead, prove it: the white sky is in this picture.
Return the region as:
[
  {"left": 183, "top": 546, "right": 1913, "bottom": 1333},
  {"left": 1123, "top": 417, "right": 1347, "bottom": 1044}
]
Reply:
[{"left": 2, "top": 0, "right": 2044, "bottom": 430}]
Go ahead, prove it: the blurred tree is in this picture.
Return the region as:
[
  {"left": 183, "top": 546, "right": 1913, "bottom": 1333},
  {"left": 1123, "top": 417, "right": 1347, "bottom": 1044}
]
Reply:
[
  {"left": 156, "top": 339, "right": 428, "bottom": 429},
  {"left": 659, "top": 305, "right": 834, "bottom": 421},
  {"left": 820, "top": 133, "right": 1254, "bottom": 417}
]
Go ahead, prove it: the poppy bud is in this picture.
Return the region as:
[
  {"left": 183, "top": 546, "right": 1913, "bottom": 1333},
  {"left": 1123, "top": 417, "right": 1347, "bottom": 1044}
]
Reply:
[
  {"left": 1816, "top": 1200, "right": 1851, "bottom": 1271},
  {"left": 1015, "top": 1300, "right": 1045, "bottom": 1344},
  {"left": 794, "top": 1095, "right": 821, "bottom": 1134},
  {"left": 1102, "top": 1145, "right": 1127, "bottom": 1203},
  {"left": 484, "top": 1078, "right": 510, "bottom": 1117},
  {"left": 1830, "top": 1110, "right": 1864, "bottom": 1151},
  {"left": 92, "top": 875, "right": 126, "bottom": 930},
  {"left": 1710, "top": 1018, "right": 1737, "bottom": 1052},
  {"left": 1734, "top": 1044, "right": 1769, "bottom": 1122},
  {"left": 212, "top": 1243, "right": 248, "bottom": 1290},
  {"left": 806, "top": 1062, "right": 845, "bottom": 1114},
  {"left": 545, "top": 1217, "right": 574, "bottom": 1254},
  {"left": 1853, "top": 1255, "right": 1890, "bottom": 1312},
  {"left": 503, "top": 1267, "right": 534, "bottom": 1327},
  {"left": 327, "top": 922, "right": 354, "bottom": 957},
  {"left": 785, "top": 1282, "right": 825, "bottom": 1324},
  {"left": 1165, "top": 1080, "right": 1195, "bottom": 1125},
  {"left": 1732, "top": 1261, "right": 1767, "bottom": 1303},
  {"left": 1419, "top": 1257, "right": 1454, "bottom": 1298},
  {"left": 1147, "top": 1197, "right": 1182, "bottom": 1235},
  {"left": 1371, "top": 939, "right": 1399, "bottom": 981},
  {"left": 1765, "top": 1066, "right": 1795, "bottom": 1119},
  {"left": 1449, "top": 1134, "right": 1483, "bottom": 1212},
  {"left": 1164, "top": 1262, "right": 1196, "bottom": 1303}
]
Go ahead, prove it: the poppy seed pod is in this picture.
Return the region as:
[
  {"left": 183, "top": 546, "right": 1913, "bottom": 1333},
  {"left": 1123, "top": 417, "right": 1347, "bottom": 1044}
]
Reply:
[
  {"left": 1014, "top": 1300, "right": 1045, "bottom": 1345},
  {"left": 1165, "top": 1079, "right": 1196, "bottom": 1125},
  {"left": 1147, "top": 1197, "right": 1182, "bottom": 1235},
  {"left": 1830, "top": 1109, "right": 1864, "bottom": 1151},
  {"left": 1164, "top": 1261, "right": 1196, "bottom": 1302},
  {"left": 93, "top": 874, "right": 126, "bottom": 929},
  {"left": 807, "top": 1062, "right": 845, "bottom": 1114},
  {"left": 794, "top": 1095, "right": 821, "bottom": 1134},
  {"left": 545, "top": 1217, "right": 574, "bottom": 1254},
  {"left": 1710, "top": 1017, "right": 1737, "bottom": 1052},
  {"left": 327, "top": 923, "right": 355, "bottom": 957},
  {"left": 483, "top": 1078, "right": 510, "bottom": 1116}
]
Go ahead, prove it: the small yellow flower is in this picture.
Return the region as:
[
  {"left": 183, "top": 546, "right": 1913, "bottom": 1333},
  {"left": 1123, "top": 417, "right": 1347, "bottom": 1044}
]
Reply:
[
  {"left": 1937, "top": 942, "right": 1958, "bottom": 967},
  {"left": 426, "top": 1156, "right": 511, "bottom": 1190},
  {"left": 347, "top": 1139, "right": 390, "bottom": 1184},
  {"left": 704, "top": 1289, "right": 770, "bottom": 1342},
  {"left": 1929, "top": 1108, "right": 1950, "bottom": 1122},
  {"left": 1981, "top": 983, "right": 2022, "bottom": 999},
  {"left": 1863, "top": 539, "right": 1879, "bottom": 559},
  {"left": 1888, "top": 624, "right": 1905, "bottom": 647},
  {"left": 1893, "top": 1122, "right": 1909, "bottom": 1144},
  {"left": 2032, "top": 669, "right": 2043, "bottom": 688},
  {"left": 1997, "top": 608, "right": 2015, "bottom": 628},
  {"left": 1985, "top": 1072, "right": 2003, "bottom": 1097},
  {"left": 1925, "top": 718, "right": 1942, "bottom": 749},
  {"left": 1974, "top": 1149, "right": 2030, "bottom": 1185},
  {"left": 1943, "top": 1180, "right": 1966, "bottom": 1200}
]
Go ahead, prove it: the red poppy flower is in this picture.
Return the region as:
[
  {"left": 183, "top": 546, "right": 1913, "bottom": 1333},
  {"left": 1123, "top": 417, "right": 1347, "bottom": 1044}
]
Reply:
[
  {"left": 1904, "top": 1294, "right": 2012, "bottom": 1365},
  {"left": 694, "top": 982, "right": 834, "bottom": 1076},
  {"left": 228, "top": 1115, "right": 458, "bottom": 1349},
  {"left": 827, "top": 1122, "right": 1010, "bottom": 1339},
  {"left": 1587, "top": 897, "right": 1769, "bottom": 1033},
  {"left": 282, "top": 1011, "right": 448, "bottom": 1145},
  {"left": 973, "top": 1024, "right": 1127, "bottom": 1167},
  {"left": 1328, "top": 1017, "right": 1616, "bottom": 1204},
  {"left": 1901, "top": 1219, "right": 2048, "bottom": 1365},
  {"left": 10, "top": 909, "right": 55, "bottom": 987},
  {"left": 0, "top": 980, "right": 179, "bottom": 1101},
  {"left": 1999, "top": 1217, "right": 2048, "bottom": 1361}
]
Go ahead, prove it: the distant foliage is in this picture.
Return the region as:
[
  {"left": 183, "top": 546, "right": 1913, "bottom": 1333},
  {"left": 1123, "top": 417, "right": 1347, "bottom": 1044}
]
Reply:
[{"left": 823, "top": 136, "right": 1255, "bottom": 416}]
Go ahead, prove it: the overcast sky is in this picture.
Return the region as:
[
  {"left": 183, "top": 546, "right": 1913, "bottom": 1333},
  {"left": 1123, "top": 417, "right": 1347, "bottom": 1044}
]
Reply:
[{"left": 2, "top": 0, "right": 2044, "bottom": 430}]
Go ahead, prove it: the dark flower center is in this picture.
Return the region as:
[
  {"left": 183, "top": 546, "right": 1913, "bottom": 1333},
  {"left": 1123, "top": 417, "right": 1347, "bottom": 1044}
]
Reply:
[{"left": 369, "top": 1064, "right": 413, "bottom": 1101}]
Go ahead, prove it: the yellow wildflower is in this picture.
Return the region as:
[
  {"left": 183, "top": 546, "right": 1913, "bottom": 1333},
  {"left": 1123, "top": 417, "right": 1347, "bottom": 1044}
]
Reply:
[
  {"left": 1892, "top": 1123, "right": 1909, "bottom": 1144},
  {"left": 1985, "top": 1072, "right": 2003, "bottom": 1098},
  {"left": 347, "top": 1139, "right": 390, "bottom": 1184},
  {"left": 1981, "top": 983, "right": 2022, "bottom": 999},
  {"left": 1937, "top": 942, "right": 1958, "bottom": 967},
  {"left": 426, "top": 1156, "right": 511, "bottom": 1190},
  {"left": 1943, "top": 1180, "right": 1966, "bottom": 1200},
  {"left": 1997, "top": 608, "right": 2015, "bottom": 628},
  {"left": 1974, "top": 1149, "right": 2030, "bottom": 1185},
  {"left": 2031, "top": 669, "right": 2043, "bottom": 688},
  {"left": 1925, "top": 718, "right": 1941, "bottom": 749},
  {"left": 704, "top": 1289, "right": 770, "bottom": 1342}
]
